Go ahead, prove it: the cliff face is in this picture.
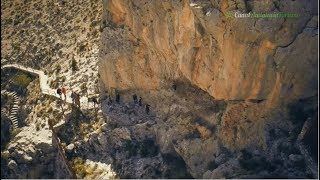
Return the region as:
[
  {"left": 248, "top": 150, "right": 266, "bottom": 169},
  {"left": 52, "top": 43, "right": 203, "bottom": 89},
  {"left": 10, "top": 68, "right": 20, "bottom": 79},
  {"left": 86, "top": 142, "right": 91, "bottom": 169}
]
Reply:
[
  {"left": 99, "top": 0, "right": 317, "bottom": 104},
  {"left": 98, "top": 0, "right": 318, "bottom": 178}
]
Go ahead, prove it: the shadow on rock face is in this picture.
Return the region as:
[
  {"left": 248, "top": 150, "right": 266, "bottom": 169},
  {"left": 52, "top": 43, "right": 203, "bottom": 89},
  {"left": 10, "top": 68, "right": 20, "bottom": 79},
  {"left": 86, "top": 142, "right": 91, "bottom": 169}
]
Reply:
[{"left": 287, "top": 96, "right": 318, "bottom": 160}]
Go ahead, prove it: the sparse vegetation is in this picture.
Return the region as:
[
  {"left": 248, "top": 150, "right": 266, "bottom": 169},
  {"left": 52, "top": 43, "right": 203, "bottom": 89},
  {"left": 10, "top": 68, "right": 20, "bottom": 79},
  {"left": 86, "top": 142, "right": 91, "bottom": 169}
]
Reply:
[
  {"left": 72, "top": 157, "right": 104, "bottom": 179},
  {"left": 71, "top": 58, "right": 78, "bottom": 71},
  {"left": 12, "top": 73, "right": 33, "bottom": 89},
  {"left": 72, "top": 157, "right": 87, "bottom": 178},
  {"left": 55, "top": 64, "right": 61, "bottom": 74}
]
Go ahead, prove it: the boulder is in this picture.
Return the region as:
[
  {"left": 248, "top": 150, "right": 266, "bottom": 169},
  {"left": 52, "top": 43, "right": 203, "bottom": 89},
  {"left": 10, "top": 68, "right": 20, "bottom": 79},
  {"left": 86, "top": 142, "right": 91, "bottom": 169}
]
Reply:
[
  {"left": 8, "top": 160, "right": 18, "bottom": 170},
  {"left": 66, "top": 143, "right": 75, "bottom": 152},
  {"left": 101, "top": 123, "right": 109, "bottom": 132},
  {"left": 23, "top": 154, "right": 33, "bottom": 163},
  {"left": 112, "top": 127, "right": 131, "bottom": 141},
  {"left": 97, "top": 134, "right": 108, "bottom": 146},
  {"left": 204, "top": 159, "right": 244, "bottom": 179}
]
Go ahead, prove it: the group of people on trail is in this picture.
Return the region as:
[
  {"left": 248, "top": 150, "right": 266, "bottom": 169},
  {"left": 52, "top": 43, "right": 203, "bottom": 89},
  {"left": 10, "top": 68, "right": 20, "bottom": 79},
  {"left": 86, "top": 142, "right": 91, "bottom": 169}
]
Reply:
[
  {"left": 106, "top": 83, "right": 178, "bottom": 115},
  {"left": 106, "top": 92, "right": 150, "bottom": 114},
  {"left": 56, "top": 87, "right": 80, "bottom": 107},
  {"left": 132, "top": 94, "right": 150, "bottom": 114},
  {"left": 56, "top": 87, "right": 67, "bottom": 100},
  {"left": 132, "top": 94, "right": 142, "bottom": 106}
]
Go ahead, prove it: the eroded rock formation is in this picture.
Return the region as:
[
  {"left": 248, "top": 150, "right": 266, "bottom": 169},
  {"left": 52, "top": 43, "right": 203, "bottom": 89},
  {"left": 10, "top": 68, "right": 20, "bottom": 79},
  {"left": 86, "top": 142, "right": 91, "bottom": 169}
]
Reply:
[
  {"left": 99, "top": 0, "right": 317, "bottom": 103},
  {"left": 98, "top": 0, "right": 318, "bottom": 178}
]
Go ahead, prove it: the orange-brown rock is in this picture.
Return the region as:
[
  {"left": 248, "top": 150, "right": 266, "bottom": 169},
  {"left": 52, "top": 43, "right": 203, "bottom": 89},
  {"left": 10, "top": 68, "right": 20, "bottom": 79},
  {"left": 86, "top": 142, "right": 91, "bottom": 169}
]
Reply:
[{"left": 99, "top": 0, "right": 317, "bottom": 106}]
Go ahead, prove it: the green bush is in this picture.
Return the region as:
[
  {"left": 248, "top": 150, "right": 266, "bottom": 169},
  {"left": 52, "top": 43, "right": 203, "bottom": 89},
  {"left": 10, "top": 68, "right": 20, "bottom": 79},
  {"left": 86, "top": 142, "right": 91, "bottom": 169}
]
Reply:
[
  {"left": 72, "top": 157, "right": 87, "bottom": 178},
  {"left": 71, "top": 58, "right": 78, "bottom": 71},
  {"left": 55, "top": 64, "right": 61, "bottom": 73},
  {"left": 78, "top": 42, "right": 87, "bottom": 52},
  {"left": 13, "top": 73, "right": 32, "bottom": 89}
]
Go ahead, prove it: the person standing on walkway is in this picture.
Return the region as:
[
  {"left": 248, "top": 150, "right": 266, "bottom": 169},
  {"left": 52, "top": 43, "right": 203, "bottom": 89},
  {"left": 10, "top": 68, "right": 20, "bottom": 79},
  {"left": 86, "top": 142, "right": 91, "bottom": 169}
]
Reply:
[
  {"left": 74, "top": 92, "right": 81, "bottom": 108},
  {"left": 71, "top": 91, "right": 76, "bottom": 104},
  {"left": 116, "top": 93, "right": 120, "bottom": 103},
  {"left": 133, "top": 94, "right": 137, "bottom": 104},
  {"left": 145, "top": 104, "right": 150, "bottom": 114},
  {"left": 108, "top": 95, "right": 113, "bottom": 105},
  {"left": 138, "top": 97, "right": 142, "bottom": 106},
  {"left": 61, "top": 87, "right": 67, "bottom": 100},
  {"left": 57, "top": 88, "right": 62, "bottom": 98},
  {"left": 92, "top": 96, "right": 98, "bottom": 108}
]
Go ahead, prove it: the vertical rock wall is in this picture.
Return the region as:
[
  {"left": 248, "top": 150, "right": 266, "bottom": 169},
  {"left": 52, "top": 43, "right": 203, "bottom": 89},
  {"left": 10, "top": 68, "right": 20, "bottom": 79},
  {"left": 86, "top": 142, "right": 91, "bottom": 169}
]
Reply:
[{"left": 99, "top": 0, "right": 318, "bottom": 105}]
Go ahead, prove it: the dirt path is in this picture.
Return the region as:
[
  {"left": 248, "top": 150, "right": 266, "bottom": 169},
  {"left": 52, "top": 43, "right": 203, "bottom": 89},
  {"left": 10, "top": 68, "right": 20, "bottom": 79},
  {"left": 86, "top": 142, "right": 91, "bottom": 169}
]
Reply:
[{"left": 2, "top": 64, "right": 95, "bottom": 109}]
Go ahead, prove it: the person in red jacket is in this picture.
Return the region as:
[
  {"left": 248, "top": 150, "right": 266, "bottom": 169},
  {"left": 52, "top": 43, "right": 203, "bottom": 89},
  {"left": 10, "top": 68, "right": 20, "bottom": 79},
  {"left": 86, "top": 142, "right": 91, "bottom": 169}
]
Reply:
[{"left": 61, "top": 87, "right": 67, "bottom": 100}]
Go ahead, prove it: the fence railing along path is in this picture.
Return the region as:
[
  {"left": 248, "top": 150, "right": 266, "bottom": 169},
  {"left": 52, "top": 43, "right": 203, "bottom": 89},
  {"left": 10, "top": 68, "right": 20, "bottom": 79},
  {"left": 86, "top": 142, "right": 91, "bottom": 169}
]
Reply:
[
  {"left": 2, "top": 64, "right": 80, "bottom": 178},
  {"left": 2, "top": 63, "right": 95, "bottom": 109}
]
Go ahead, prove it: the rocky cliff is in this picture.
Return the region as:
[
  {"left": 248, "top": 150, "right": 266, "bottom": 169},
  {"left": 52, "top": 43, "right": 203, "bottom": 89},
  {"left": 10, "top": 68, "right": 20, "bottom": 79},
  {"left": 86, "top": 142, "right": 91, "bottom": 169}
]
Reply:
[
  {"left": 98, "top": 0, "right": 318, "bottom": 178},
  {"left": 99, "top": 0, "right": 317, "bottom": 104}
]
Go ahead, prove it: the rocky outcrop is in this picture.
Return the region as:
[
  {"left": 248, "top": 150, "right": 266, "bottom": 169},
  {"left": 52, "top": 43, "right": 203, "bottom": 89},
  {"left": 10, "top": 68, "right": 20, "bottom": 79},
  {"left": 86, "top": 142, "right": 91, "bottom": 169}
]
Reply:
[
  {"left": 99, "top": 0, "right": 317, "bottom": 104},
  {"left": 2, "top": 125, "right": 56, "bottom": 178}
]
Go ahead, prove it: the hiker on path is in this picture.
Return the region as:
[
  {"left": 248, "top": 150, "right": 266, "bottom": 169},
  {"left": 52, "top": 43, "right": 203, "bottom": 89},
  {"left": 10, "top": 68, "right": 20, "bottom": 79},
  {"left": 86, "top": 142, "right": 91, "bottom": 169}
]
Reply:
[
  {"left": 57, "top": 88, "right": 62, "bottom": 98},
  {"left": 61, "top": 87, "right": 67, "bottom": 100},
  {"left": 92, "top": 96, "right": 98, "bottom": 108},
  {"left": 71, "top": 91, "right": 76, "bottom": 104},
  {"left": 108, "top": 95, "right": 113, "bottom": 105},
  {"left": 133, "top": 94, "right": 137, "bottom": 104},
  {"left": 138, "top": 97, "right": 142, "bottom": 106},
  {"left": 145, "top": 104, "right": 150, "bottom": 114},
  {"left": 116, "top": 93, "right": 120, "bottom": 103}
]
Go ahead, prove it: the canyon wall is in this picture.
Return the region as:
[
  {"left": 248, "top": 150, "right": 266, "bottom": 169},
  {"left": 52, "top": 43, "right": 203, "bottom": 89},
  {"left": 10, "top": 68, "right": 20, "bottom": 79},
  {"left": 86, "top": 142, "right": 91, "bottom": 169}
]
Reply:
[
  {"left": 99, "top": 0, "right": 317, "bottom": 104},
  {"left": 98, "top": 0, "right": 318, "bottom": 178}
]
